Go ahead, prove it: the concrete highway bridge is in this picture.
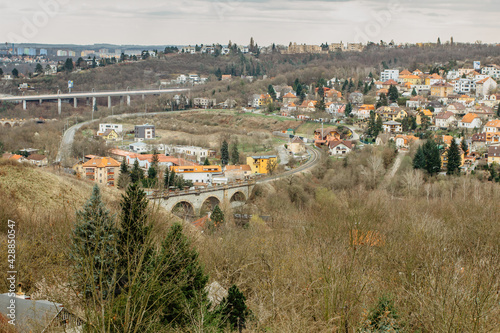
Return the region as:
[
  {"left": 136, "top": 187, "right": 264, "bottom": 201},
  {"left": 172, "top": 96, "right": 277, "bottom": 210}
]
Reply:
[{"left": 0, "top": 88, "right": 189, "bottom": 114}]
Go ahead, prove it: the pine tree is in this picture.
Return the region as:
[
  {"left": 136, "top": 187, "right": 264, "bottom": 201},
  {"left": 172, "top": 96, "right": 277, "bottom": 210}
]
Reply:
[
  {"left": 118, "top": 183, "right": 151, "bottom": 268},
  {"left": 70, "top": 185, "right": 118, "bottom": 299},
  {"left": 446, "top": 138, "right": 461, "bottom": 175},
  {"left": 221, "top": 140, "right": 229, "bottom": 166},
  {"left": 461, "top": 137, "right": 468, "bottom": 154},
  {"left": 345, "top": 102, "right": 353, "bottom": 117},
  {"left": 268, "top": 85, "right": 276, "bottom": 101},
  {"left": 130, "top": 159, "right": 144, "bottom": 184},
  {"left": 217, "top": 285, "right": 251, "bottom": 332},
  {"left": 152, "top": 223, "right": 209, "bottom": 326},
  {"left": 388, "top": 85, "right": 399, "bottom": 102},
  {"left": 411, "top": 88, "right": 417, "bottom": 96},
  {"left": 497, "top": 104, "right": 500, "bottom": 118},
  {"left": 364, "top": 295, "right": 400, "bottom": 332},
  {"left": 231, "top": 144, "right": 240, "bottom": 165},
  {"left": 375, "top": 116, "right": 383, "bottom": 137},
  {"left": 423, "top": 139, "right": 441, "bottom": 175},
  {"left": 211, "top": 205, "right": 225, "bottom": 228},
  {"left": 120, "top": 157, "right": 129, "bottom": 174},
  {"left": 413, "top": 145, "right": 426, "bottom": 170},
  {"left": 203, "top": 158, "right": 210, "bottom": 166}
]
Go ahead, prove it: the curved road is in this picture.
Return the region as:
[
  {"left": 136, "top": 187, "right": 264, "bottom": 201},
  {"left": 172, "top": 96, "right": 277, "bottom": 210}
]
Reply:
[{"left": 57, "top": 110, "right": 323, "bottom": 182}]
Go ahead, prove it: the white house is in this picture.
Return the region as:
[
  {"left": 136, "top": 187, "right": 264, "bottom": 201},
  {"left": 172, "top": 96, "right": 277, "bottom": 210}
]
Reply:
[
  {"left": 328, "top": 140, "right": 354, "bottom": 155},
  {"left": 435, "top": 111, "right": 457, "bottom": 129},
  {"left": 129, "top": 142, "right": 148, "bottom": 153},
  {"left": 483, "top": 119, "right": 500, "bottom": 133},
  {"left": 458, "top": 113, "right": 482, "bottom": 129},
  {"left": 98, "top": 123, "right": 123, "bottom": 135},
  {"left": 475, "top": 77, "right": 497, "bottom": 98},
  {"left": 481, "top": 65, "right": 500, "bottom": 79},
  {"left": 382, "top": 121, "right": 403, "bottom": 133}
]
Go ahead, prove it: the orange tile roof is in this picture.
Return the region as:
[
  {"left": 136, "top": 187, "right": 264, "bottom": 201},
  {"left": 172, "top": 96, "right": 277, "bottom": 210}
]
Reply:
[
  {"left": 10, "top": 154, "right": 23, "bottom": 160},
  {"left": 82, "top": 157, "right": 121, "bottom": 168},
  {"left": 461, "top": 113, "right": 478, "bottom": 123},
  {"left": 383, "top": 79, "right": 398, "bottom": 85},
  {"left": 225, "top": 165, "right": 251, "bottom": 171},
  {"left": 485, "top": 119, "right": 500, "bottom": 128},
  {"left": 283, "top": 92, "right": 297, "bottom": 98},
  {"left": 400, "top": 69, "right": 412, "bottom": 75}
]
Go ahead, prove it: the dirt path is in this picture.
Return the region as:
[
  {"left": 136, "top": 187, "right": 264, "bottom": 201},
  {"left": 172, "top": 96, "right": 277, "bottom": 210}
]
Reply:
[{"left": 385, "top": 151, "right": 407, "bottom": 182}]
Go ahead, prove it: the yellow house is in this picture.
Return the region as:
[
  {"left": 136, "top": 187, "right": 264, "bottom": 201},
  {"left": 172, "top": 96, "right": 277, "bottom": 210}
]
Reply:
[
  {"left": 74, "top": 156, "right": 121, "bottom": 186},
  {"left": 246, "top": 155, "right": 278, "bottom": 174},
  {"left": 102, "top": 129, "right": 119, "bottom": 141},
  {"left": 375, "top": 106, "right": 408, "bottom": 121},
  {"left": 488, "top": 146, "right": 500, "bottom": 165},
  {"left": 431, "top": 82, "right": 454, "bottom": 98},
  {"left": 399, "top": 74, "right": 422, "bottom": 85},
  {"left": 416, "top": 109, "right": 433, "bottom": 125},
  {"left": 259, "top": 94, "right": 272, "bottom": 106}
]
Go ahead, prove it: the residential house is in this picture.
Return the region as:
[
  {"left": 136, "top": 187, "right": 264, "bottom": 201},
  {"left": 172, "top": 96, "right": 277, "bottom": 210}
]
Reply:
[
  {"left": 435, "top": 111, "right": 457, "bottom": 128},
  {"left": 375, "top": 106, "right": 407, "bottom": 121},
  {"left": 249, "top": 94, "right": 272, "bottom": 109},
  {"left": 475, "top": 77, "right": 497, "bottom": 98},
  {"left": 382, "top": 121, "right": 403, "bottom": 133},
  {"left": 75, "top": 156, "right": 121, "bottom": 186},
  {"left": 471, "top": 105, "right": 495, "bottom": 120},
  {"left": 329, "top": 140, "right": 354, "bottom": 155},
  {"left": 134, "top": 124, "right": 155, "bottom": 140},
  {"left": 458, "top": 113, "right": 482, "bottom": 129},
  {"left": 2, "top": 153, "right": 26, "bottom": 162},
  {"left": 314, "top": 127, "right": 341, "bottom": 146},
  {"left": 170, "top": 165, "right": 223, "bottom": 185},
  {"left": 98, "top": 123, "right": 123, "bottom": 135},
  {"left": 398, "top": 74, "right": 422, "bottom": 85},
  {"left": 381, "top": 79, "right": 399, "bottom": 90},
  {"left": 487, "top": 145, "right": 500, "bottom": 165},
  {"left": 481, "top": 65, "right": 500, "bottom": 79},
  {"left": 221, "top": 74, "right": 232, "bottom": 81},
  {"left": 431, "top": 82, "right": 454, "bottom": 98},
  {"left": 355, "top": 104, "right": 374, "bottom": 119},
  {"left": 447, "top": 102, "right": 467, "bottom": 115},
  {"left": 471, "top": 133, "right": 487, "bottom": 151},
  {"left": 26, "top": 154, "right": 48, "bottom": 167},
  {"left": 246, "top": 155, "right": 278, "bottom": 174},
  {"left": 224, "top": 165, "right": 252, "bottom": 181},
  {"left": 298, "top": 100, "right": 317, "bottom": 112},
  {"left": 324, "top": 89, "right": 342, "bottom": 102},
  {"left": 416, "top": 109, "right": 433, "bottom": 125},
  {"left": 289, "top": 136, "right": 306, "bottom": 154},
  {"left": 166, "top": 145, "right": 216, "bottom": 163},
  {"left": 484, "top": 119, "right": 500, "bottom": 133},
  {"left": 102, "top": 129, "right": 119, "bottom": 141},
  {"left": 129, "top": 141, "right": 148, "bottom": 153},
  {"left": 406, "top": 95, "right": 427, "bottom": 109},
  {"left": 425, "top": 73, "right": 444, "bottom": 86},
  {"left": 394, "top": 135, "right": 418, "bottom": 149},
  {"left": 282, "top": 92, "right": 299, "bottom": 104},
  {"left": 193, "top": 97, "right": 216, "bottom": 108},
  {"left": 457, "top": 95, "right": 476, "bottom": 107}
]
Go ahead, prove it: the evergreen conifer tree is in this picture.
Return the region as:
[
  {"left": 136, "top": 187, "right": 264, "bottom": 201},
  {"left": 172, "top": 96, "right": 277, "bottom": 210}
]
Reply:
[
  {"left": 203, "top": 158, "right": 210, "bottom": 166},
  {"left": 218, "top": 285, "right": 251, "bottom": 332},
  {"left": 231, "top": 144, "right": 240, "bottom": 165},
  {"left": 118, "top": 183, "right": 151, "bottom": 268},
  {"left": 152, "top": 223, "right": 209, "bottom": 326},
  {"left": 423, "top": 139, "right": 441, "bottom": 175},
  {"left": 413, "top": 145, "right": 426, "bottom": 170},
  {"left": 211, "top": 205, "right": 225, "bottom": 228},
  {"left": 221, "top": 140, "right": 229, "bottom": 166},
  {"left": 130, "top": 159, "right": 144, "bottom": 184},
  {"left": 446, "top": 138, "right": 461, "bottom": 175},
  {"left": 345, "top": 102, "right": 353, "bottom": 117},
  {"left": 70, "top": 185, "right": 118, "bottom": 299}
]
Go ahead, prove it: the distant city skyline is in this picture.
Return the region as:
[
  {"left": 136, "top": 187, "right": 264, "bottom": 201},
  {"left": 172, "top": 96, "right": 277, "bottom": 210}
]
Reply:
[{"left": 1, "top": 0, "right": 499, "bottom": 46}]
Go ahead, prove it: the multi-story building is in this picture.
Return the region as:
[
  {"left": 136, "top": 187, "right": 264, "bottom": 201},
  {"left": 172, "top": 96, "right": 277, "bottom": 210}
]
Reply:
[
  {"left": 74, "top": 157, "right": 121, "bottom": 187},
  {"left": 246, "top": 155, "right": 278, "bottom": 174},
  {"left": 98, "top": 123, "right": 123, "bottom": 135},
  {"left": 382, "top": 121, "right": 403, "bottom": 133},
  {"left": 380, "top": 69, "right": 399, "bottom": 82},
  {"left": 481, "top": 65, "right": 500, "bottom": 79},
  {"left": 431, "top": 82, "right": 454, "bottom": 98},
  {"left": 166, "top": 145, "right": 216, "bottom": 163},
  {"left": 193, "top": 98, "right": 216, "bottom": 108},
  {"left": 134, "top": 124, "right": 155, "bottom": 140},
  {"left": 454, "top": 78, "right": 476, "bottom": 94},
  {"left": 170, "top": 165, "right": 223, "bottom": 185},
  {"left": 487, "top": 146, "right": 500, "bottom": 165}
]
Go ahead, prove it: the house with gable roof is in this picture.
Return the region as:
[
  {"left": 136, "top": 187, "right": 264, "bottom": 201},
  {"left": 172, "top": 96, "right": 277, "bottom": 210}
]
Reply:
[
  {"left": 435, "top": 111, "right": 457, "bottom": 129},
  {"left": 458, "top": 113, "right": 482, "bottom": 129}
]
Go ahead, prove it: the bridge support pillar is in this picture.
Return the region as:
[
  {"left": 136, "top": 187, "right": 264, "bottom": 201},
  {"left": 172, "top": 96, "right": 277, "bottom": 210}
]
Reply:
[
  {"left": 108, "top": 96, "right": 111, "bottom": 109},
  {"left": 39, "top": 99, "right": 42, "bottom": 105},
  {"left": 74, "top": 98, "right": 77, "bottom": 108},
  {"left": 57, "top": 99, "right": 62, "bottom": 115},
  {"left": 92, "top": 97, "right": 97, "bottom": 111},
  {"left": 127, "top": 95, "right": 131, "bottom": 106},
  {"left": 142, "top": 94, "right": 145, "bottom": 100},
  {"left": 22, "top": 100, "right": 27, "bottom": 110}
]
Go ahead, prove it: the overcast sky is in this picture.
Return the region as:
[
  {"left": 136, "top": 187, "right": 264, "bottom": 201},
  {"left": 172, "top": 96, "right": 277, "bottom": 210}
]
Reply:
[{"left": 1, "top": 0, "right": 498, "bottom": 46}]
